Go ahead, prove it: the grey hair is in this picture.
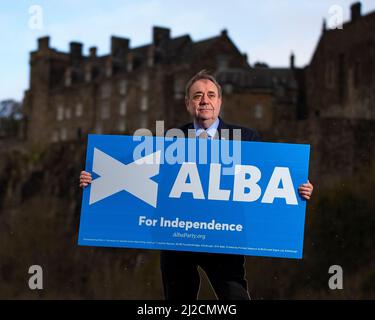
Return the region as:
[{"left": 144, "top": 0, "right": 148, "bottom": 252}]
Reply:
[{"left": 185, "top": 70, "right": 222, "bottom": 99}]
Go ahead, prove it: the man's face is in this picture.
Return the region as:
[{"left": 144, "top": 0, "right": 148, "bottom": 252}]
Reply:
[{"left": 185, "top": 79, "right": 222, "bottom": 123}]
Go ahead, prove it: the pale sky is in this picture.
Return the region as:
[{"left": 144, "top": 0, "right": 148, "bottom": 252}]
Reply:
[{"left": 1, "top": 0, "right": 374, "bottom": 102}]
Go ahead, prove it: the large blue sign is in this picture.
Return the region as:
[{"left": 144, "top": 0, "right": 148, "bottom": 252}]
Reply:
[{"left": 78, "top": 134, "right": 310, "bottom": 259}]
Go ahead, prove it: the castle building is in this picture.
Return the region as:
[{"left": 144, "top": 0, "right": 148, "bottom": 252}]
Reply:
[
  {"left": 306, "top": 2, "right": 375, "bottom": 120},
  {"left": 20, "top": 2, "right": 375, "bottom": 152},
  {"left": 22, "top": 27, "right": 250, "bottom": 147},
  {"left": 22, "top": 26, "right": 302, "bottom": 148},
  {"left": 215, "top": 56, "right": 304, "bottom": 133}
]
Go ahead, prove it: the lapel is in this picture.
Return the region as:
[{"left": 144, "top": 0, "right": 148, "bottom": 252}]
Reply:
[{"left": 216, "top": 117, "right": 227, "bottom": 139}]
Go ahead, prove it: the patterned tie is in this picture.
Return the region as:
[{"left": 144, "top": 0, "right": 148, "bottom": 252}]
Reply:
[{"left": 198, "top": 131, "right": 209, "bottom": 139}]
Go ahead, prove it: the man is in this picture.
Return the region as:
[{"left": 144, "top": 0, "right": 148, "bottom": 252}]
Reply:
[{"left": 79, "top": 70, "right": 314, "bottom": 300}]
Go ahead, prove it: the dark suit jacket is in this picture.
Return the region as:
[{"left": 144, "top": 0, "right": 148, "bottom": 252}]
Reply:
[{"left": 179, "top": 117, "right": 261, "bottom": 142}]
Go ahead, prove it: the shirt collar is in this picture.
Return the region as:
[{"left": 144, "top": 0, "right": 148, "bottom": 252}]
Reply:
[{"left": 193, "top": 117, "right": 220, "bottom": 138}]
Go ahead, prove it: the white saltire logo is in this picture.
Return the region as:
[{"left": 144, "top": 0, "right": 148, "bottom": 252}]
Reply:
[{"left": 89, "top": 148, "right": 161, "bottom": 208}]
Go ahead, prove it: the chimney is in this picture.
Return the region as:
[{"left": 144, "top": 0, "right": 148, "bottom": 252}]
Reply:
[
  {"left": 111, "top": 36, "right": 130, "bottom": 58},
  {"left": 290, "top": 52, "right": 295, "bottom": 69},
  {"left": 221, "top": 29, "right": 228, "bottom": 37},
  {"left": 153, "top": 26, "right": 170, "bottom": 46},
  {"left": 38, "top": 36, "right": 50, "bottom": 51},
  {"left": 89, "top": 46, "right": 97, "bottom": 58},
  {"left": 351, "top": 2, "right": 362, "bottom": 23},
  {"left": 70, "top": 42, "right": 83, "bottom": 60},
  {"left": 322, "top": 18, "right": 327, "bottom": 33}
]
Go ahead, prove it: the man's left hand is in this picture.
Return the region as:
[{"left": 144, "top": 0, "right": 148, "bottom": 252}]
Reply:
[{"left": 298, "top": 180, "right": 314, "bottom": 200}]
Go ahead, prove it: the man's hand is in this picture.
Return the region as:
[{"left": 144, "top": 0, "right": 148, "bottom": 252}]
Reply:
[
  {"left": 79, "top": 171, "right": 92, "bottom": 188},
  {"left": 298, "top": 180, "right": 314, "bottom": 200}
]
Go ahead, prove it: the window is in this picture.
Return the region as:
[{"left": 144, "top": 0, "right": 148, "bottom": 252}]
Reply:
[
  {"left": 52, "top": 130, "right": 59, "bottom": 142},
  {"left": 174, "top": 78, "right": 185, "bottom": 99},
  {"left": 338, "top": 53, "right": 346, "bottom": 103},
  {"left": 75, "top": 103, "right": 83, "bottom": 117},
  {"left": 101, "top": 101, "right": 110, "bottom": 119},
  {"left": 147, "top": 55, "right": 154, "bottom": 67},
  {"left": 223, "top": 84, "right": 233, "bottom": 95},
  {"left": 119, "top": 99, "right": 127, "bottom": 116},
  {"left": 106, "top": 66, "right": 112, "bottom": 78},
  {"left": 127, "top": 53, "right": 133, "bottom": 72},
  {"left": 118, "top": 120, "right": 126, "bottom": 132},
  {"left": 140, "top": 114, "right": 148, "bottom": 128},
  {"left": 119, "top": 80, "right": 127, "bottom": 95},
  {"left": 101, "top": 83, "right": 111, "bottom": 99},
  {"left": 217, "top": 55, "right": 229, "bottom": 70},
  {"left": 141, "top": 74, "right": 149, "bottom": 91},
  {"left": 105, "top": 60, "right": 112, "bottom": 78},
  {"left": 85, "top": 66, "right": 92, "bottom": 82},
  {"left": 65, "top": 108, "right": 71, "bottom": 120},
  {"left": 140, "top": 95, "right": 148, "bottom": 111},
  {"left": 127, "top": 60, "right": 133, "bottom": 72},
  {"left": 254, "top": 104, "right": 263, "bottom": 119},
  {"left": 57, "top": 105, "right": 64, "bottom": 121},
  {"left": 95, "top": 123, "right": 102, "bottom": 134},
  {"left": 147, "top": 47, "right": 154, "bottom": 67},
  {"left": 65, "top": 70, "right": 71, "bottom": 87},
  {"left": 60, "top": 127, "right": 67, "bottom": 141}
]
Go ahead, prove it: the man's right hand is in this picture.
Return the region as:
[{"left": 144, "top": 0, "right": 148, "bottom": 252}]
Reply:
[{"left": 79, "top": 171, "right": 92, "bottom": 188}]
